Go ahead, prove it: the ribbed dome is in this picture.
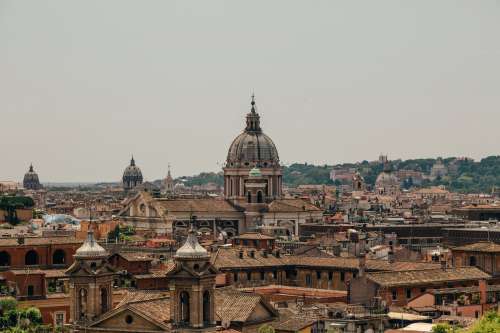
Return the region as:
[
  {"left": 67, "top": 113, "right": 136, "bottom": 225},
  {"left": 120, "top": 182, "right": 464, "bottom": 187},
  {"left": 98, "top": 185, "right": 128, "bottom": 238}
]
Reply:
[
  {"left": 122, "top": 156, "right": 143, "bottom": 190},
  {"left": 226, "top": 96, "right": 279, "bottom": 168},
  {"left": 23, "top": 164, "right": 41, "bottom": 190},
  {"left": 75, "top": 229, "right": 108, "bottom": 259}
]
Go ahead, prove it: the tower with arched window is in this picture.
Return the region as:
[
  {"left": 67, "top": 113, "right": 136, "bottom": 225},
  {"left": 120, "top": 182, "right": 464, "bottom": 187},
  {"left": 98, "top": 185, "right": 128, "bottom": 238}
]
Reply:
[
  {"left": 167, "top": 218, "right": 217, "bottom": 329},
  {"left": 65, "top": 229, "right": 115, "bottom": 324}
]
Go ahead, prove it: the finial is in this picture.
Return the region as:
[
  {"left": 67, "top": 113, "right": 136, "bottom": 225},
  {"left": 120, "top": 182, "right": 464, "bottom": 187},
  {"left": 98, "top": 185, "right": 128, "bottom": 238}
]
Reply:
[
  {"left": 29, "top": 163, "right": 34, "bottom": 172},
  {"left": 251, "top": 93, "right": 256, "bottom": 112},
  {"left": 131, "top": 155, "right": 135, "bottom": 166}
]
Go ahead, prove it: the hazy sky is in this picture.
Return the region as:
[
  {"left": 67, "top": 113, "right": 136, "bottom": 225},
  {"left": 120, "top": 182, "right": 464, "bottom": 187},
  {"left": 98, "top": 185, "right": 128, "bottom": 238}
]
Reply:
[{"left": 1, "top": 1, "right": 499, "bottom": 183}]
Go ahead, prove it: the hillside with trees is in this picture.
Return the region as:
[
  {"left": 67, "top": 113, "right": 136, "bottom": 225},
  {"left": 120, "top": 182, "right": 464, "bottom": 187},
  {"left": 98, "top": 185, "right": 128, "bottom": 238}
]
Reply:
[{"left": 175, "top": 156, "right": 500, "bottom": 194}]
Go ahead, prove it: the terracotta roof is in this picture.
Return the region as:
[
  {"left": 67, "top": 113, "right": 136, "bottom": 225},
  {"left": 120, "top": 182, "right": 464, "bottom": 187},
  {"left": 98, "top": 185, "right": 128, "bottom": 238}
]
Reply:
[
  {"left": 156, "top": 198, "right": 240, "bottom": 213},
  {"left": 366, "top": 267, "right": 491, "bottom": 287},
  {"left": 215, "top": 288, "right": 266, "bottom": 322},
  {"left": 267, "top": 199, "right": 321, "bottom": 212},
  {"left": 0, "top": 237, "right": 81, "bottom": 247},
  {"left": 234, "top": 232, "right": 276, "bottom": 240},
  {"left": 212, "top": 247, "right": 438, "bottom": 271},
  {"left": 117, "top": 252, "right": 154, "bottom": 262},
  {"left": 452, "top": 241, "right": 500, "bottom": 253},
  {"left": 272, "top": 315, "right": 315, "bottom": 332},
  {"left": 212, "top": 247, "right": 287, "bottom": 269},
  {"left": 116, "top": 290, "right": 169, "bottom": 309}
]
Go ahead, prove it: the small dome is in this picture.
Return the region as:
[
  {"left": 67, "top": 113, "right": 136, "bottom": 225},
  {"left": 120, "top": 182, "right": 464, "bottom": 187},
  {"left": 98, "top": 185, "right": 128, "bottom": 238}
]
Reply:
[
  {"left": 249, "top": 167, "right": 262, "bottom": 178},
  {"left": 375, "top": 171, "right": 399, "bottom": 187},
  {"left": 122, "top": 156, "right": 143, "bottom": 190},
  {"left": 175, "top": 230, "right": 209, "bottom": 259},
  {"left": 75, "top": 229, "right": 108, "bottom": 258},
  {"left": 23, "top": 164, "right": 41, "bottom": 190}
]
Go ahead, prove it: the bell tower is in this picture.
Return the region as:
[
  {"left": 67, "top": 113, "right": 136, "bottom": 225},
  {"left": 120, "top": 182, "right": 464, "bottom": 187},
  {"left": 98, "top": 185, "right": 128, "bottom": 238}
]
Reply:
[
  {"left": 66, "top": 229, "right": 115, "bottom": 324},
  {"left": 167, "top": 217, "right": 218, "bottom": 330}
]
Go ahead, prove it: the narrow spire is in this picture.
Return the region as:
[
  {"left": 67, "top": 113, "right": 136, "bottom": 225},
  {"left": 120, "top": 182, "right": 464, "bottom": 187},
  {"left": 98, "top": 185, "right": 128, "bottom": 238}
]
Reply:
[
  {"left": 29, "top": 163, "right": 34, "bottom": 172},
  {"left": 130, "top": 155, "right": 135, "bottom": 166},
  {"left": 168, "top": 163, "right": 171, "bottom": 177},
  {"left": 251, "top": 93, "right": 256, "bottom": 113}
]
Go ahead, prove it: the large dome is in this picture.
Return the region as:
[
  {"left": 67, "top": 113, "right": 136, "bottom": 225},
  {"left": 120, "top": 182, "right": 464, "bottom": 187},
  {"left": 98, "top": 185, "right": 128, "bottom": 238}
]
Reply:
[
  {"left": 23, "top": 164, "right": 41, "bottom": 190},
  {"left": 226, "top": 96, "right": 279, "bottom": 168},
  {"left": 122, "top": 156, "right": 143, "bottom": 190}
]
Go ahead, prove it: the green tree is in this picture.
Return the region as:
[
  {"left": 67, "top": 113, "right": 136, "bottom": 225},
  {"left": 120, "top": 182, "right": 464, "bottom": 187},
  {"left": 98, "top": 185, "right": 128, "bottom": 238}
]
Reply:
[
  {"left": 258, "top": 323, "right": 275, "bottom": 333},
  {"left": 432, "top": 323, "right": 452, "bottom": 333},
  {"left": 465, "top": 311, "right": 500, "bottom": 333}
]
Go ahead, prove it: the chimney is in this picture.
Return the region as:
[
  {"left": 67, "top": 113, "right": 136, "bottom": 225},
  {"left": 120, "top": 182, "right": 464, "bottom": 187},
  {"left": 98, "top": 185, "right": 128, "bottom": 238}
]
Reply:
[
  {"left": 440, "top": 254, "right": 447, "bottom": 270},
  {"left": 388, "top": 244, "right": 395, "bottom": 264},
  {"left": 479, "top": 280, "right": 487, "bottom": 305},
  {"left": 358, "top": 252, "right": 366, "bottom": 278}
]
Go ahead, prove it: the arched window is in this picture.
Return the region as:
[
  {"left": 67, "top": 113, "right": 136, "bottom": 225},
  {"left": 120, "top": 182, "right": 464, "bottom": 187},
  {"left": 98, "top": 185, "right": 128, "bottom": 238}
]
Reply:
[
  {"left": 469, "top": 256, "right": 477, "bottom": 266},
  {"left": 257, "top": 191, "right": 263, "bottom": 203},
  {"left": 100, "top": 288, "right": 108, "bottom": 313},
  {"left": 203, "top": 290, "right": 211, "bottom": 325},
  {"left": 180, "top": 291, "right": 190, "bottom": 324},
  {"left": 0, "top": 251, "right": 11, "bottom": 266},
  {"left": 247, "top": 191, "right": 252, "bottom": 203},
  {"left": 79, "top": 288, "right": 87, "bottom": 319},
  {"left": 25, "top": 250, "right": 39, "bottom": 266},
  {"left": 52, "top": 249, "right": 66, "bottom": 265}
]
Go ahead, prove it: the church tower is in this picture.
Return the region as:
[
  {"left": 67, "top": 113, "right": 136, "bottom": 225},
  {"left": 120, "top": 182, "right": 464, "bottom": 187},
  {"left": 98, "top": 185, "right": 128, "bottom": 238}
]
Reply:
[
  {"left": 66, "top": 229, "right": 115, "bottom": 324},
  {"left": 164, "top": 164, "right": 175, "bottom": 195},
  {"left": 166, "top": 217, "right": 217, "bottom": 330}
]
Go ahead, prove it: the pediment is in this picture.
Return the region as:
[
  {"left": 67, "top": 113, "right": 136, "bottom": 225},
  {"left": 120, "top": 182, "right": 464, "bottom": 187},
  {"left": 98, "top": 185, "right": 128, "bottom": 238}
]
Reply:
[{"left": 89, "top": 306, "right": 168, "bottom": 332}]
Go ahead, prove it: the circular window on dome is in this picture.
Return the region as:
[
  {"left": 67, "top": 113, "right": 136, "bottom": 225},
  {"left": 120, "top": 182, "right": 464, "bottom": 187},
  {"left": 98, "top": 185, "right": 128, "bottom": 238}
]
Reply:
[{"left": 125, "top": 315, "right": 134, "bottom": 324}]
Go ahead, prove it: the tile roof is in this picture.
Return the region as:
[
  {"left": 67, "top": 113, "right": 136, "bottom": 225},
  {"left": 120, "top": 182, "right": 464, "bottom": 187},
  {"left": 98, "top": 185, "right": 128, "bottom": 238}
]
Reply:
[
  {"left": 0, "top": 236, "right": 81, "bottom": 247},
  {"left": 116, "top": 288, "right": 275, "bottom": 325},
  {"left": 452, "top": 241, "right": 500, "bottom": 253},
  {"left": 366, "top": 267, "right": 491, "bottom": 287},
  {"left": 117, "top": 252, "right": 154, "bottom": 262},
  {"left": 212, "top": 247, "right": 439, "bottom": 271},
  {"left": 156, "top": 198, "right": 240, "bottom": 213},
  {"left": 214, "top": 288, "right": 264, "bottom": 322},
  {"left": 267, "top": 199, "right": 321, "bottom": 213},
  {"left": 234, "top": 232, "right": 276, "bottom": 240}
]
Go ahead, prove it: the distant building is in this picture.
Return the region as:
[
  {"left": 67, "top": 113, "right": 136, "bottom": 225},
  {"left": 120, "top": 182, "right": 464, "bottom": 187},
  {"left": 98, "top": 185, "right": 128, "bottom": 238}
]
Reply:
[
  {"left": 23, "top": 164, "right": 42, "bottom": 190},
  {"left": 164, "top": 164, "right": 174, "bottom": 195},
  {"left": 122, "top": 156, "right": 143, "bottom": 190},
  {"left": 430, "top": 157, "right": 448, "bottom": 180},
  {"left": 375, "top": 162, "right": 400, "bottom": 196}
]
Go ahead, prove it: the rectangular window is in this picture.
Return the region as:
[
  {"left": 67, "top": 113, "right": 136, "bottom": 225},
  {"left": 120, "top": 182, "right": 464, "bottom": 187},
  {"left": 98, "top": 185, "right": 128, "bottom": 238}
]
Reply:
[
  {"left": 406, "top": 288, "right": 412, "bottom": 299},
  {"left": 261, "top": 271, "right": 265, "bottom": 281},
  {"left": 392, "top": 290, "right": 397, "bottom": 300},
  {"left": 340, "top": 272, "right": 345, "bottom": 282},
  {"left": 306, "top": 274, "right": 312, "bottom": 287},
  {"left": 272, "top": 270, "right": 277, "bottom": 279},
  {"left": 233, "top": 272, "right": 238, "bottom": 282},
  {"left": 316, "top": 271, "right": 321, "bottom": 279},
  {"left": 247, "top": 271, "right": 252, "bottom": 281},
  {"left": 328, "top": 272, "right": 333, "bottom": 281},
  {"left": 55, "top": 312, "right": 65, "bottom": 327}
]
